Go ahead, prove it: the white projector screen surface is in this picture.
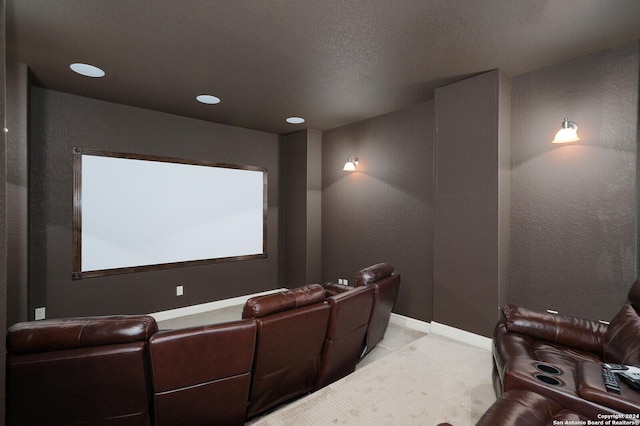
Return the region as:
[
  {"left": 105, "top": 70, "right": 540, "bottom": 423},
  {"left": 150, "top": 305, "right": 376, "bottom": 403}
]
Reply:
[{"left": 73, "top": 149, "right": 267, "bottom": 279}]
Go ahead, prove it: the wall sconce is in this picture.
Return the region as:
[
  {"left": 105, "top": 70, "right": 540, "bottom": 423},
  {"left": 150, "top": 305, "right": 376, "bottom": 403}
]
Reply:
[
  {"left": 552, "top": 118, "right": 580, "bottom": 144},
  {"left": 343, "top": 157, "right": 359, "bottom": 171}
]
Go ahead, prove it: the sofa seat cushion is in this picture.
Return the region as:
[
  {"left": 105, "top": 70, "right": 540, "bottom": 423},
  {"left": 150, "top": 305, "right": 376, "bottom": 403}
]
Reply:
[
  {"left": 494, "top": 325, "right": 600, "bottom": 369},
  {"left": 602, "top": 304, "right": 640, "bottom": 365},
  {"left": 532, "top": 341, "right": 602, "bottom": 367},
  {"left": 493, "top": 322, "right": 602, "bottom": 397}
]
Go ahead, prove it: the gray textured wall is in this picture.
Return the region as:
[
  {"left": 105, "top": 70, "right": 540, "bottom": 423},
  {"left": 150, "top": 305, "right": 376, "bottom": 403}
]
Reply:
[
  {"left": 280, "top": 129, "right": 322, "bottom": 287},
  {"left": 433, "top": 70, "right": 510, "bottom": 336},
  {"left": 6, "top": 61, "right": 28, "bottom": 326},
  {"left": 29, "top": 88, "right": 280, "bottom": 318},
  {"left": 510, "top": 42, "right": 639, "bottom": 320},
  {"left": 1, "top": 0, "right": 8, "bottom": 416},
  {"left": 306, "top": 129, "right": 322, "bottom": 284},
  {"left": 281, "top": 130, "right": 308, "bottom": 287},
  {"left": 321, "top": 101, "right": 434, "bottom": 321}
]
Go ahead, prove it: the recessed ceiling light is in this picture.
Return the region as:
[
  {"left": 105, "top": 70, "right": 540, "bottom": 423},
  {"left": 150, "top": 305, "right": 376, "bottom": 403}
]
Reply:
[
  {"left": 286, "top": 117, "right": 305, "bottom": 124},
  {"left": 70, "top": 63, "right": 105, "bottom": 78},
  {"left": 196, "top": 94, "right": 221, "bottom": 105}
]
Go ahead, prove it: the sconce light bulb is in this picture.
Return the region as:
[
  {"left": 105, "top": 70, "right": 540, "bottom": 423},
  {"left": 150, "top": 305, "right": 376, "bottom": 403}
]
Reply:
[
  {"left": 552, "top": 118, "right": 580, "bottom": 144},
  {"left": 343, "top": 156, "right": 359, "bottom": 171}
]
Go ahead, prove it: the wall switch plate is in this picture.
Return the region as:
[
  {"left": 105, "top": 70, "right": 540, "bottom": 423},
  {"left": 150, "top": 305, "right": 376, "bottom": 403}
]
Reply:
[
  {"left": 338, "top": 278, "right": 348, "bottom": 285},
  {"left": 176, "top": 285, "right": 184, "bottom": 296},
  {"left": 35, "top": 307, "right": 46, "bottom": 320}
]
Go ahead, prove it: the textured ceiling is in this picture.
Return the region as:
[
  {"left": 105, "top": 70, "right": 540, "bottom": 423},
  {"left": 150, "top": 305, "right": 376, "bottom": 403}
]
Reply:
[{"left": 7, "top": 0, "right": 640, "bottom": 134}]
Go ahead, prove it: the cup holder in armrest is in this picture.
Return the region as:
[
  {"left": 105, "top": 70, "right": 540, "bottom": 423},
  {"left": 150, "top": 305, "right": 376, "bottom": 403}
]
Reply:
[
  {"left": 534, "top": 374, "right": 563, "bottom": 386},
  {"left": 534, "top": 363, "right": 562, "bottom": 375}
]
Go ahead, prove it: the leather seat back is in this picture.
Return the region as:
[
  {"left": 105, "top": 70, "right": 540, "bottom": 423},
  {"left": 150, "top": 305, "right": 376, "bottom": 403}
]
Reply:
[
  {"left": 243, "top": 284, "right": 330, "bottom": 418},
  {"left": 627, "top": 278, "right": 640, "bottom": 309},
  {"left": 149, "top": 319, "right": 256, "bottom": 426},
  {"left": 315, "top": 284, "right": 375, "bottom": 389},
  {"left": 6, "top": 315, "right": 157, "bottom": 426},
  {"left": 355, "top": 263, "right": 401, "bottom": 356}
]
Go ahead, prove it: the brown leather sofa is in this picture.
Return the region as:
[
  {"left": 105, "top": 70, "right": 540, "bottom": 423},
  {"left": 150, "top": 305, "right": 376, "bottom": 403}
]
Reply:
[
  {"left": 482, "top": 279, "right": 640, "bottom": 424},
  {"left": 5, "top": 263, "right": 401, "bottom": 425},
  {"left": 6, "top": 315, "right": 158, "bottom": 426}
]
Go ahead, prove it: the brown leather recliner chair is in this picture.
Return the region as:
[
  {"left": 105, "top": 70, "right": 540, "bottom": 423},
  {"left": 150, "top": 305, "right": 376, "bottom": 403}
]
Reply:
[
  {"left": 149, "top": 319, "right": 256, "bottom": 426},
  {"left": 315, "top": 283, "right": 375, "bottom": 390},
  {"left": 489, "top": 278, "right": 640, "bottom": 421},
  {"left": 6, "top": 315, "right": 158, "bottom": 426},
  {"left": 242, "top": 284, "right": 331, "bottom": 418},
  {"left": 355, "top": 263, "right": 401, "bottom": 356}
]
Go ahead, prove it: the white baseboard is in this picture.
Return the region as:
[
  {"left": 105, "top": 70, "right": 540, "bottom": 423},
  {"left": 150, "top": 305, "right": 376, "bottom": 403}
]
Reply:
[
  {"left": 430, "top": 321, "right": 492, "bottom": 351},
  {"left": 149, "top": 288, "right": 287, "bottom": 322},
  {"left": 390, "top": 314, "right": 492, "bottom": 351},
  {"left": 390, "top": 313, "right": 431, "bottom": 333}
]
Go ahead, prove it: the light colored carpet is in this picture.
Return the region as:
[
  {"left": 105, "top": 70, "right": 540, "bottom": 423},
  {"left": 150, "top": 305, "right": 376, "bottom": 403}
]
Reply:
[
  {"left": 156, "top": 304, "right": 244, "bottom": 330},
  {"left": 356, "top": 321, "right": 429, "bottom": 369},
  {"left": 251, "top": 333, "right": 495, "bottom": 426}
]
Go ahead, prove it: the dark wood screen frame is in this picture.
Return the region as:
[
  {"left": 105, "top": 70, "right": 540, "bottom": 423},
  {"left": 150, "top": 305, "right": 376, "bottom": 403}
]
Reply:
[{"left": 72, "top": 147, "right": 267, "bottom": 280}]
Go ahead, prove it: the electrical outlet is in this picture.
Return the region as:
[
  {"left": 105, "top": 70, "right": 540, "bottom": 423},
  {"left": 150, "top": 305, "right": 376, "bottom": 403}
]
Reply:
[
  {"left": 35, "top": 307, "right": 46, "bottom": 320},
  {"left": 176, "top": 285, "right": 184, "bottom": 296}
]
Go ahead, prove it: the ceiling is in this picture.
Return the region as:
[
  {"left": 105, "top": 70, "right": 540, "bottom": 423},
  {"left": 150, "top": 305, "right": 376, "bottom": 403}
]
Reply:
[{"left": 7, "top": 0, "right": 640, "bottom": 135}]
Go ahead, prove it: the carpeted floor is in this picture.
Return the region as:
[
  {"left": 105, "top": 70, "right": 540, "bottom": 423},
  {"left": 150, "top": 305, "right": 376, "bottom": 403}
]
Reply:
[{"left": 250, "top": 332, "right": 495, "bottom": 425}]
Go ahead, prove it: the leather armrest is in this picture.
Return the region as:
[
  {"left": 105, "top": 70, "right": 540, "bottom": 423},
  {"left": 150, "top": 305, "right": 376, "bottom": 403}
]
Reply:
[
  {"left": 577, "top": 361, "right": 640, "bottom": 414},
  {"left": 502, "top": 304, "right": 607, "bottom": 353}
]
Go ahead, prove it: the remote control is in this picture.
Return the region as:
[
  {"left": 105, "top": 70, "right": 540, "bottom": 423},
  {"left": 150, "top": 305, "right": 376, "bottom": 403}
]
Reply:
[
  {"left": 602, "top": 365, "right": 621, "bottom": 393},
  {"left": 619, "top": 372, "right": 640, "bottom": 390},
  {"left": 604, "top": 363, "right": 629, "bottom": 371}
]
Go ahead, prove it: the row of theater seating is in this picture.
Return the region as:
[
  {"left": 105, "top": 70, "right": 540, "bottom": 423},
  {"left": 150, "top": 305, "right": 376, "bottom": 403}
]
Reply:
[
  {"left": 6, "top": 263, "right": 400, "bottom": 426},
  {"left": 477, "top": 279, "right": 640, "bottom": 424}
]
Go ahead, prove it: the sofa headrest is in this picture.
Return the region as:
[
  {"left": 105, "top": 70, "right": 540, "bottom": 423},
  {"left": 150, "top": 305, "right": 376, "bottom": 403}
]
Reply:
[
  {"left": 7, "top": 315, "right": 158, "bottom": 355},
  {"left": 242, "top": 284, "right": 326, "bottom": 318},
  {"left": 355, "top": 263, "right": 395, "bottom": 286},
  {"left": 628, "top": 278, "right": 640, "bottom": 309}
]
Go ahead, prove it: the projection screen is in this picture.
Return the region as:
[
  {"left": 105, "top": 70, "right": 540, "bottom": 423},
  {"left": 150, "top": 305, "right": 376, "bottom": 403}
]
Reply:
[{"left": 72, "top": 148, "right": 267, "bottom": 279}]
